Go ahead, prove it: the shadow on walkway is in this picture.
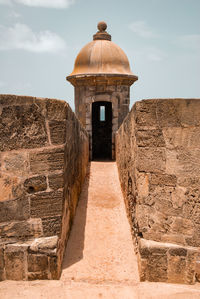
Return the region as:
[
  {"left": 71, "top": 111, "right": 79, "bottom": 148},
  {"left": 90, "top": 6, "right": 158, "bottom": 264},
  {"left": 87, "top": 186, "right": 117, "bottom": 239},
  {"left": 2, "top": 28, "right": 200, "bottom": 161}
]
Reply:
[{"left": 61, "top": 163, "right": 91, "bottom": 270}]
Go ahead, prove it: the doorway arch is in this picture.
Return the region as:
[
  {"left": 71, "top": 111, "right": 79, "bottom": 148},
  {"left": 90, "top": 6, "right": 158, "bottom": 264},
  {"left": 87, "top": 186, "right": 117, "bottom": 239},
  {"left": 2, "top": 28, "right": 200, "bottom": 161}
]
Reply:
[{"left": 92, "top": 101, "right": 112, "bottom": 160}]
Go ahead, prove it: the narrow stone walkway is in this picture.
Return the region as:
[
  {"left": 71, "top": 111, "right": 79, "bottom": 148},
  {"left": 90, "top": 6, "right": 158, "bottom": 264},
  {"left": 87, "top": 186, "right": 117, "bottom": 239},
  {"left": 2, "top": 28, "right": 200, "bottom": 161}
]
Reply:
[
  {"left": 1, "top": 162, "right": 200, "bottom": 298},
  {"left": 61, "top": 161, "right": 139, "bottom": 284}
]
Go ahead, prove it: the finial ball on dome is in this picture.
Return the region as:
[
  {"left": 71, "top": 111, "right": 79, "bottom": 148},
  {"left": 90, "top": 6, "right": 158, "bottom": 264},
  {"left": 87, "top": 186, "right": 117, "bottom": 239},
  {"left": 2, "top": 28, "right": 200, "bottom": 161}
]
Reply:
[{"left": 97, "top": 21, "right": 107, "bottom": 32}]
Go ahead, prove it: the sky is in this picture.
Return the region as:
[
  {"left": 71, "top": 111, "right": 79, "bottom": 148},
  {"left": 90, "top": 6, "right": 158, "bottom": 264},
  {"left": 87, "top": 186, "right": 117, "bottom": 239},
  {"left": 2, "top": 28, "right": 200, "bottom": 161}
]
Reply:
[{"left": 0, "top": 0, "right": 199, "bottom": 110}]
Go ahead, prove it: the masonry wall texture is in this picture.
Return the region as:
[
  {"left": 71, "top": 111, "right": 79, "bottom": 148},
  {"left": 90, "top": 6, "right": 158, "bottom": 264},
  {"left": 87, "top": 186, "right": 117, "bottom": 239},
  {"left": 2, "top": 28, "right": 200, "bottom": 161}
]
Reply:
[
  {"left": 0, "top": 94, "right": 89, "bottom": 281},
  {"left": 116, "top": 98, "right": 200, "bottom": 284}
]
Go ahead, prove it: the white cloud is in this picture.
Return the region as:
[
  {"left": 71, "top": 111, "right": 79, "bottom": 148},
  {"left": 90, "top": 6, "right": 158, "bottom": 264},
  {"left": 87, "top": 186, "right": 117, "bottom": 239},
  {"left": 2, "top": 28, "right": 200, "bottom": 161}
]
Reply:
[
  {"left": 129, "top": 21, "right": 159, "bottom": 38},
  {"left": 178, "top": 34, "right": 200, "bottom": 50},
  {"left": 0, "top": 23, "right": 67, "bottom": 53},
  {"left": 0, "top": 0, "right": 75, "bottom": 8}
]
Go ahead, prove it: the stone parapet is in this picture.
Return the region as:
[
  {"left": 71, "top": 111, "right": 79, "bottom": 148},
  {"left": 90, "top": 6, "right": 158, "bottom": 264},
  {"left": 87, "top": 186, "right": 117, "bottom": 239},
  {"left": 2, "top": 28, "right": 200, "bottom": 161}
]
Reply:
[
  {"left": 116, "top": 98, "right": 200, "bottom": 284},
  {"left": 0, "top": 237, "right": 58, "bottom": 280},
  {"left": 0, "top": 94, "right": 89, "bottom": 280},
  {"left": 138, "top": 238, "right": 199, "bottom": 284}
]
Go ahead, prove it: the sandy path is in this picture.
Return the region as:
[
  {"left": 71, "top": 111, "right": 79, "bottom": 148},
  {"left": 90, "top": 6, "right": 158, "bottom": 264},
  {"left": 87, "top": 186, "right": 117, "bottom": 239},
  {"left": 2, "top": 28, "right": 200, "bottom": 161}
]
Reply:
[{"left": 61, "top": 161, "right": 139, "bottom": 284}]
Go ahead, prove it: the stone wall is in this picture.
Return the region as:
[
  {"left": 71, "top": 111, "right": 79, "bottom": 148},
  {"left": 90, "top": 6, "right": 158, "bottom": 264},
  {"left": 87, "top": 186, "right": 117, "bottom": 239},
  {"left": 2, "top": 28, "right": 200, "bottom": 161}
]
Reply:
[
  {"left": 0, "top": 94, "right": 89, "bottom": 280},
  {"left": 116, "top": 98, "right": 200, "bottom": 284}
]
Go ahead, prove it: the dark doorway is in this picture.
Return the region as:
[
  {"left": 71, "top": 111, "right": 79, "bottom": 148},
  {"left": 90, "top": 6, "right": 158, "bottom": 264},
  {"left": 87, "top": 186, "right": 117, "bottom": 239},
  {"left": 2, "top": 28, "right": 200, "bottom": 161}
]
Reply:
[{"left": 92, "top": 101, "right": 112, "bottom": 160}]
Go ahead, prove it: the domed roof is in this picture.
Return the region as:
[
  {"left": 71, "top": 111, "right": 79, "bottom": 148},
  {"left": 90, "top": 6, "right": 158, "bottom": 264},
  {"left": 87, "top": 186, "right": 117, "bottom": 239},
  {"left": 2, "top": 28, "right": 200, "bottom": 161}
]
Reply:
[{"left": 67, "top": 22, "right": 138, "bottom": 81}]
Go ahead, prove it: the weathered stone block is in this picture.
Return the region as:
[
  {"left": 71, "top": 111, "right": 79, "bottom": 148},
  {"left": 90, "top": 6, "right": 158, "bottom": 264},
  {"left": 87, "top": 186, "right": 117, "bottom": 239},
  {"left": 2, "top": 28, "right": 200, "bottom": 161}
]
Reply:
[
  {"left": 163, "top": 127, "right": 200, "bottom": 149},
  {"left": 29, "top": 236, "right": 58, "bottom": 256},
  {"left": 153, "top": 192, "right": 182, "bottom": 217},
  {"left": 170, "top": 217, "right": 194, "bottom": 236},
  {"left": 137, "top": 147, "right": 166, "bottom": 173},
  {"left": 46, "top": 100, "right": 68, "bottom": 120},
  {"left": 156, "top": 100, "right": 181, "bottom": 127},
  {"left": 169, "top": 247, "right": 187, "bottom": 256},
  {"left": 161, "top": 233, "right": 186, "bottom": 245},
  {"left": 168, "top": 255, "right": 186, "bottom": 283},
  {"left": 148, "top": 254, "right": 168, "bottom": 282},
  {"left": 49, "top": 256, "right": 59, "bottom": 279},
  {"left": 139, "top": 239, "right": 168, "bottom": 282},
  {"left": 2, "top": 152, "right": 28, "bottom": 176},
  {"left": 186, "top": 250, "right": 198, "bottom": 284},
  {"left": 149, "top": 173, "right": 177, "bottom": 186},
  {"left": 135, "top": 100, "right": 157, "bottom": 127},
  {"left": 28, "top": 271, "right": 48, "bottom": 280},
  {"left": 42, "top": 216, "right": 62, "bottom": 237},
  {"left": 137, "top": 173, "right": 149, "bottom": 198},
  {"left": 178, "top": 176, "right": 200, "bottom": 188},
  {"left": 5, "top": 245, "right": 27, "bottom": 280},
  {"left": 177, "top": 99, "right": 200, "bottom": 127},
  {"left": 136, "top": 129, "right": 165, "bottom": 147},
  {"left": 0, "top": 197, "right": 30, "bottom": 223},
  {"left": 28, "top": 254, "right": 48, "bottom": 272},
  {"left": 195, "top": 256, "right": 200, "bottom": 282},
  {"left": 49, "top": 121, "right": 66, "bottom": 145},
  {"left": 0, "top": 218, "right": 43, "bottom": 240},
  {"left": 185, "top": 232, "right": 200, "bottom": 247},
  {"left": 0, "top": 173, "right": 22, "bottom": 202},
  {"left": 0, "top": 104, "right": 48, "bottom": 151},
  {"left": 29, "top": 148, "right": 64, "bottom": 174},
  {"left": 30, "top": 191, "right": 63, "bottom": 218},
  {"left": 0, "top": 247, "right": 5, "bottom": 281},
  {"left": 0, "top": 247, "right": 4, "bottom": 269},
  {"left": 24, "top": 176, "right": 47, "bottom": 194},
  {"left": 48, "top": 173, "right": 64, "bottom": 190},
  {"left": 0, "top": 94, "right": 35, "bottom": 106},
  {"left": 166, "top": 148, "right": 200, "bottom": 176}
]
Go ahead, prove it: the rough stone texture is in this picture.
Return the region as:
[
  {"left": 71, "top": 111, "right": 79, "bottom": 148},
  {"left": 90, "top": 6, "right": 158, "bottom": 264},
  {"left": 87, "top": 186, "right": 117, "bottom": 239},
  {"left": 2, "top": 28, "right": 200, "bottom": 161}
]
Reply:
[
  {"left": 0, "top": 197, "right": 30, "bottom": 222},
  {"left": 29, "top": 147, "right": 65, "bottom": 174},
  {"left": 30, "top": 191, "right": 63, "bottom": 218},
  {"left": 0, "top": 94, "right": 89, "bottom": 281},
  {"left": 48, "top": 173, "right": 64, "bottom": 190},
  {"left": 4, "top": 244, "right": 27, "bottom": 280},
  {"left": 116, "top": 98, "right": 200, "bottom": 284},
  {"left": 0, "top": 104, "right": 48, "bottom": 152},
  {"left": 138, "top": 239, "right": 198, "bottom": 284},
  {"left": 0, "top": 218, "right": 43, "bottom": 241},
  {"left": 24, "top": 176, "right": 47, "bottom": 194},
  {"left": 28, "top": 254, "right": 48, "bottom": 273}
]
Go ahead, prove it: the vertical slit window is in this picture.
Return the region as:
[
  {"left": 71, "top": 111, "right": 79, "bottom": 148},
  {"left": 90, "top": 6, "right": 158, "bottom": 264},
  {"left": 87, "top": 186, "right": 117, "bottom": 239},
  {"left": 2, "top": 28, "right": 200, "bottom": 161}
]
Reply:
[{"left": 100, "top": 106, "right": 105, "bottom": 121}]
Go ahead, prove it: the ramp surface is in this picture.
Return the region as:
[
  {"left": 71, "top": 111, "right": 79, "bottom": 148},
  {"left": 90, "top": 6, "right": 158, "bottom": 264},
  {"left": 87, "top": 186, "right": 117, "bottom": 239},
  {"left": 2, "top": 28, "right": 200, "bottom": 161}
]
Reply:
[{"left": 61, "top": 161, "right": 139, "bottom": 284}]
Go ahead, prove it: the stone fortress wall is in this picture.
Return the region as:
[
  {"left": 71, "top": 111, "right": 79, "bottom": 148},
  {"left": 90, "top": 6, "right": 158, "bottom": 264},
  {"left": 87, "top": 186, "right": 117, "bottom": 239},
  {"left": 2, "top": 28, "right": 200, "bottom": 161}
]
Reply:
[
  {"left": 116, "top": 98, "right": 200, "bottom": 284},
  {"left": 0, "top": 94, "right": 89, "bottom": 280},
  {"left": 1, "top": 95, "right": 200, "bottom": 284}
]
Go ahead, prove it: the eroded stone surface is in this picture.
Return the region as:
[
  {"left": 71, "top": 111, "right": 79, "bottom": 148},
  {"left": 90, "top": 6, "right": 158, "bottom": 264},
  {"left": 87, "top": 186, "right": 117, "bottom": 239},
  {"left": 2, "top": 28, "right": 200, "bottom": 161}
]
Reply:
[
  {"left": 0, "top": 94, "right": 89, "bottom": 281},
  {"left": 116, "top": 98, "right": 200, "bottom": 284},
  {"left": 0, "top": 104, "right": 48, "bottom": 151}
]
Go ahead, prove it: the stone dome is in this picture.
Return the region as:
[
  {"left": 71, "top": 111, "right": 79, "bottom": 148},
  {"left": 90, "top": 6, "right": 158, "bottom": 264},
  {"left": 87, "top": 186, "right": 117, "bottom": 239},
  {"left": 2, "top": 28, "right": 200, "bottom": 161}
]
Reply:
[{"left": 67, "top": 22, "right": 138, "bottom": 80}]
